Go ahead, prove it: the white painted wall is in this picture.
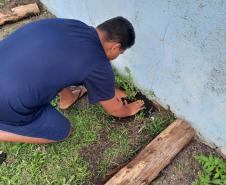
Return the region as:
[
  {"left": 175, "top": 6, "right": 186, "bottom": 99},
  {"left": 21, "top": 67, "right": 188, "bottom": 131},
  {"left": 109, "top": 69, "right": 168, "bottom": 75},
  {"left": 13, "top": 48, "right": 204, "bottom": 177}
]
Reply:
[{"left": 41, "top": 0, "right": 226, "bottom": 156}]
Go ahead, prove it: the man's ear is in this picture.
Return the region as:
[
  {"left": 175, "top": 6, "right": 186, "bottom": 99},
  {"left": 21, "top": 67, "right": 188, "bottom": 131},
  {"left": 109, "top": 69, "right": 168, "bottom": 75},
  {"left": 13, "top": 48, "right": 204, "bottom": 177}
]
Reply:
[{"left": 112, "top": 43, "right": 121, "bottom": 51}]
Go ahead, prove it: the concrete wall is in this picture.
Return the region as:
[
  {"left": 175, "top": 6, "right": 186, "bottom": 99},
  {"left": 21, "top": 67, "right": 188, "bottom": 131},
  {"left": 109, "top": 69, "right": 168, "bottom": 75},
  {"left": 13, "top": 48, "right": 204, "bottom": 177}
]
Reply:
[{"left": 41, "top": 0, "right": 226, "bottom": 156}]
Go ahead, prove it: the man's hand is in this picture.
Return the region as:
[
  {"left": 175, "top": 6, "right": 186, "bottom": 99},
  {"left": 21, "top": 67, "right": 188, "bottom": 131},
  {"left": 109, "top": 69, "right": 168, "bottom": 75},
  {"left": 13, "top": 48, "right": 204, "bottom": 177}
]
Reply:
[
  {"left": 123, "top": 100, "right": 145, "bottom": 115},
  {"left": 99, "top": 95, "right": 144, "bottom": 118}
]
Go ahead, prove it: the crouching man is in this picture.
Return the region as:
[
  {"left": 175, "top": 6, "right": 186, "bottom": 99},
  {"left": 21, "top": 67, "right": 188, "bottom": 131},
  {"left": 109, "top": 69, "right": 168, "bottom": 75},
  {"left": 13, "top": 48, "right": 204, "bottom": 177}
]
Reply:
[{"left": 0, "top": 16, "right": 144, "bottom": 144}]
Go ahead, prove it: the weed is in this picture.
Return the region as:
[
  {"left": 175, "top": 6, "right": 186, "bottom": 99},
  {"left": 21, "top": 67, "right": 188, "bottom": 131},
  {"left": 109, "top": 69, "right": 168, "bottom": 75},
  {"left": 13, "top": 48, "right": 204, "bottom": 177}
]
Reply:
[
  {"left": 192, "top": 155, "right": 226, "bottom": 185},
  {"left": 146, "top": 90, "right": 156, "bottom": 98},
  {"left": 142, "top": 112, "right": 175, "bottom": 139},
  {"left": 114, "top": 67, "right": 139, "bottom": 98},
  {"left": 51, "top": 96, "right": 59, "bottom": 109},
  {"left": 134, "top": 111, "right": 145, "bottom": 121}
]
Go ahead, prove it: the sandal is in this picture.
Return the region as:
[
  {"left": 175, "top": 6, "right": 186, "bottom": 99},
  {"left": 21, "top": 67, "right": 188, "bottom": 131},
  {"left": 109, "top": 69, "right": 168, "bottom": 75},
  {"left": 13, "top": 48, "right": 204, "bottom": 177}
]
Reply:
[{"left": 60, "top": 87, "right": 87, "bottom": 110}]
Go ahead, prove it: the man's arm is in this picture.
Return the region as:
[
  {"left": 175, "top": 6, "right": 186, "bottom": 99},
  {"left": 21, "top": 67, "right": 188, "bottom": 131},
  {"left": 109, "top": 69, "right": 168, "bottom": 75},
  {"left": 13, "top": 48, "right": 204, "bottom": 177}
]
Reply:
[{"left": 99, "top": 89, "right": 144, "bottom": 117}]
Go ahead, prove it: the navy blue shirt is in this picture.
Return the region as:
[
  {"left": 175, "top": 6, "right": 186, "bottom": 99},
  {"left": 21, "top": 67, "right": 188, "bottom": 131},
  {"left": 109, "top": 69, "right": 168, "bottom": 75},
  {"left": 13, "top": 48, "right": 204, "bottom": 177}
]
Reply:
[{"left": 0, "top": 18, "right": 115, "bottom": 124}]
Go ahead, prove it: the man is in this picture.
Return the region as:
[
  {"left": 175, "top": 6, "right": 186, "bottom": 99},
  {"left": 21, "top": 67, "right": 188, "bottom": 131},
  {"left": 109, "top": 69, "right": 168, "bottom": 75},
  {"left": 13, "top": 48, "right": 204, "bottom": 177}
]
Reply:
[{"left": 0, "top": 16, "right": 144, "bottom": 144}]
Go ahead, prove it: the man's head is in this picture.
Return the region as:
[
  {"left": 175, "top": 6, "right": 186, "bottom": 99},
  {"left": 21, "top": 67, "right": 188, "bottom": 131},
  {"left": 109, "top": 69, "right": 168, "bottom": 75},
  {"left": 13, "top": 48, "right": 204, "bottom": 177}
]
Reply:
[{"left": 96, "top": 16, "right": 135, "bottom": 60}]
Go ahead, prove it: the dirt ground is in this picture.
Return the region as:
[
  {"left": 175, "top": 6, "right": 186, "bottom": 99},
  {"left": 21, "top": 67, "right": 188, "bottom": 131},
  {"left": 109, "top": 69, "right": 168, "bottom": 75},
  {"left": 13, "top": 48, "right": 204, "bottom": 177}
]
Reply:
[
  {"left": 0, "top": 1, "right": 224, "bottom": 185},
  {"left": 151, "top": 139, "right": 223, "bottom": 185},
  {"left": 0, "top": 0, "right": 54, "bottom": 39}
]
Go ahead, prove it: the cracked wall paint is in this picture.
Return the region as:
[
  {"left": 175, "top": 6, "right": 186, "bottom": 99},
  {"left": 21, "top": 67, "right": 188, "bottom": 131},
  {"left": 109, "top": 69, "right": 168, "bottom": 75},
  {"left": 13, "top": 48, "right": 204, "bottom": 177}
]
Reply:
[{"left": 41, "top": 0, "right": 226, "bottom": 155}]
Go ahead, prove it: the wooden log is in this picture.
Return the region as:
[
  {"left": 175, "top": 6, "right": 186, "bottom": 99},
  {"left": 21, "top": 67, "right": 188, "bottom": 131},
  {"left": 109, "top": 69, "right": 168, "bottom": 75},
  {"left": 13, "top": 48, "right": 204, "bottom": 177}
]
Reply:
[
  {"left": 105, "top": 119, "right": 195, "bottom": 185},
  {"left": 0, "top": 3, "right": 40, "bottom": 26},
  {"left": 102, "top": 160, "right": 131, "bottom": 184}
]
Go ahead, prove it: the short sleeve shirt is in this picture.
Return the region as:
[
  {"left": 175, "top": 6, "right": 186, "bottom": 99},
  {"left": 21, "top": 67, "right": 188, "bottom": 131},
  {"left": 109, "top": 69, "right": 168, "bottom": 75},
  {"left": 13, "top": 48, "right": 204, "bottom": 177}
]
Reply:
[{"left": 0, "top": 18, "right": 115, "bottom": 123}]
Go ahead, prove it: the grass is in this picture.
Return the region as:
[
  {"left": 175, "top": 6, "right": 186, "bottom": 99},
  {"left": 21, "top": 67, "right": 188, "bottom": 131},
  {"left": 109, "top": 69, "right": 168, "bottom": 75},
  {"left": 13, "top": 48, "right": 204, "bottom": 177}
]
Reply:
[
  {"left": 99, "top": 126, "right": 130, "bottom": 175},
  {"left": 141, "top": 112, "right": 175, "bottom": 140},
  {"left": 0, "top": 98, "right": 175, "bottom": 184},
  {"left": 0, "top": 67, "right": 175, "bottom": 185}
]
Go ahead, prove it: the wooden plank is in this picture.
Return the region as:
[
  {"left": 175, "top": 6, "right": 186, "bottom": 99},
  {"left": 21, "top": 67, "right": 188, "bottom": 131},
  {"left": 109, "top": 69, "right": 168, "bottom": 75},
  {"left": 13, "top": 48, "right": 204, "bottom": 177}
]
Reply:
[
  {"left": 105, "top": 119, "right": 195, "bottom": 185},
  {"left": 0, "top": 3, "right": 40, "bottom": 26}
]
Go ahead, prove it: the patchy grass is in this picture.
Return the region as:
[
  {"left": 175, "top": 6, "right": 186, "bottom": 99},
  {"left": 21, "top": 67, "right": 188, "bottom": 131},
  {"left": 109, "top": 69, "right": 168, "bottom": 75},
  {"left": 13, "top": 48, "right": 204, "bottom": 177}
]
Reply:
[
  {"left": 99, "top": 125, "right": 130, "bottom": 175},
  {"left": 0, "top": 97, "right": 175, "bottom": 184}
]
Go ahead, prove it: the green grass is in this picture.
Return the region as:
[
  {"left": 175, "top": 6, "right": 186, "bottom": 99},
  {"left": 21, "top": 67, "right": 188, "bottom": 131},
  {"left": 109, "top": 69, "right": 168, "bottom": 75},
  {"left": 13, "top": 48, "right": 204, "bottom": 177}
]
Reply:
[
  {"left": 0, "top": 142, "right": 90, "bottom": 184},
  {"left": 99, "top": 126, "right": 130, "bottom": 175},
  {"left": 141, "top": 112, "right": 175, "bottom": 140},
  {"left": 0, "top": 97, "right": 175, "bottom": 184}
]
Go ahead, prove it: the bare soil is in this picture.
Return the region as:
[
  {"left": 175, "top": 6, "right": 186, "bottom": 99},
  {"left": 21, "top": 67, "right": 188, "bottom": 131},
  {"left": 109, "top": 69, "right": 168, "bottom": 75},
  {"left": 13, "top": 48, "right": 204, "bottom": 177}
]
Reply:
[
  {"left": 0, "top": 0, "right": 54, "bottom": 39},
  {"left": 152, "top": 139, "right": 222, "bottom": 185},
  {"left": 0, "top": 1, "right": 224, "bottom": 185}
]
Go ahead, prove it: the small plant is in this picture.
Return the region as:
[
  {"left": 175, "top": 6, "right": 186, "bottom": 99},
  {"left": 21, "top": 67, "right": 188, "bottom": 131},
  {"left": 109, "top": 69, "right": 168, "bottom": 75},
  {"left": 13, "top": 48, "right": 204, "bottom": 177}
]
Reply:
[
  {"left": 192, "top": 155, "right": 226, "bottom": 185},
  {"left": 146, "top": 90, "right": 156, "bottom": 98},
  {"left": 51, "top": 96, "right": 59, "bottom": 108},
  {"left": 142, "top": 112, "right": 175, "bottom": 139},
  {"left": 114, "top": 67, "right": 139, "bottom": 98}
]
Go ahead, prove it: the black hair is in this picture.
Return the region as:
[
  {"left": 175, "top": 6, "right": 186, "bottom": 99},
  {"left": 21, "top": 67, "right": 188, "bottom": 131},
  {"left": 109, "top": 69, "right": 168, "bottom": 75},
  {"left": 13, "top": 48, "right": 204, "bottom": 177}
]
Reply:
[{"left": 97, "top": 16, "right": 135, "bottom": 50}]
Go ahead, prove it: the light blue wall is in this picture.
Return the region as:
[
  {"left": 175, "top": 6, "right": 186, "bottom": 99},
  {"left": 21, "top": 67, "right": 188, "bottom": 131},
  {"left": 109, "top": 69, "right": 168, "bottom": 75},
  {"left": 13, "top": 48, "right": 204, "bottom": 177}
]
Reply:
[{"left": 41, "top": 0, "right": 226, "bottom": 156}]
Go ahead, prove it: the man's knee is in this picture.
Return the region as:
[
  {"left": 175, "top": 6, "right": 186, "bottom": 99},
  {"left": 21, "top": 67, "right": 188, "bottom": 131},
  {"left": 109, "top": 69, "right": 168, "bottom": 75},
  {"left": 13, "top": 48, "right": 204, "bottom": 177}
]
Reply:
[{"left": 57, "top": 126, "right": 72, "bottom": 142}]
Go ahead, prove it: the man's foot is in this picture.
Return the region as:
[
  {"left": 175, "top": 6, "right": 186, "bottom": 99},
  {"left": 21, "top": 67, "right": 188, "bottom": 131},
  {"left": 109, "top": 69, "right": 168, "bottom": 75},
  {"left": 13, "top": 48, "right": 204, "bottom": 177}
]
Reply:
[{"left": 59, "top": 87, "right": 87, "bottom": 110}]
